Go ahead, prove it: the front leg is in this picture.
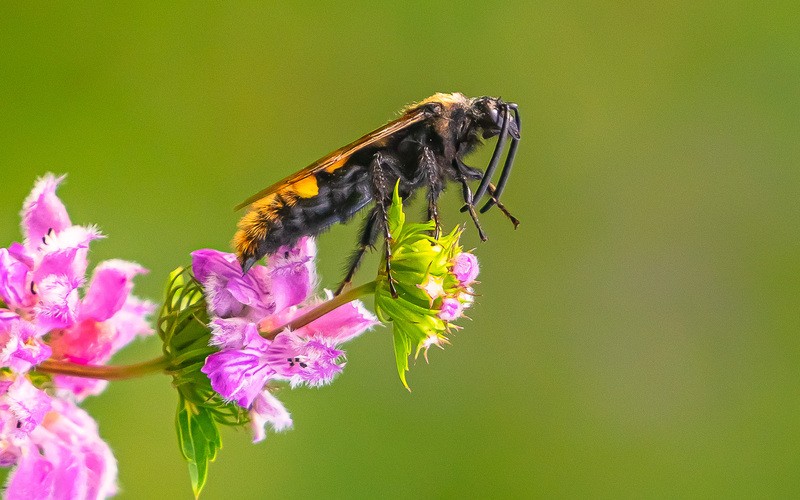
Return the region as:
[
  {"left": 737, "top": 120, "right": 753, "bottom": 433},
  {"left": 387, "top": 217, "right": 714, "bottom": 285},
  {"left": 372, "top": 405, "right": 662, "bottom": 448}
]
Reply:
[
  {"left": 456, "top": 159, "right": 520, "bottom": 230},
  {"left": 369, "top": 152, "right": 399, "bottom": 298},
  {"left": 454, "top": 159, "right": 488, "bottom": 241},
  {"left": 486, "top": 183, "right": 521, "bottom": 229}
]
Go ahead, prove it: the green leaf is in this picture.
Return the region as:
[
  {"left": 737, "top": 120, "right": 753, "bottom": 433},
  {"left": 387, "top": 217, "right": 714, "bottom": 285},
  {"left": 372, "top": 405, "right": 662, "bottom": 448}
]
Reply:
[{"left": 176, "top": 395, "right": 221, "bottom": 498}]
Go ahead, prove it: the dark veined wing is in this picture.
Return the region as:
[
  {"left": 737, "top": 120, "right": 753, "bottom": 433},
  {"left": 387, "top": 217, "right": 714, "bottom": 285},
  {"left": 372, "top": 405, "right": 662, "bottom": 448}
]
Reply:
[{"left": 235, "top": 107, "right": 429, "bottom": 210}]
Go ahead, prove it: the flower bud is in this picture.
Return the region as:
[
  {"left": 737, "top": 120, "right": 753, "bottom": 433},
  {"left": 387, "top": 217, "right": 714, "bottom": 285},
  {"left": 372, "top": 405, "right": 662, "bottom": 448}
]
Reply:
[{"left": 374, "top": 183, "right": 480, "bottom": 389}]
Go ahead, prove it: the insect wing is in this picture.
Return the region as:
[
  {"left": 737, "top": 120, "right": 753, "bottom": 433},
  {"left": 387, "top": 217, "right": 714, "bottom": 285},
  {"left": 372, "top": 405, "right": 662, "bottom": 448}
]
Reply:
[{"left": 235, "top": 108, "right": 428, "bottom": 210}]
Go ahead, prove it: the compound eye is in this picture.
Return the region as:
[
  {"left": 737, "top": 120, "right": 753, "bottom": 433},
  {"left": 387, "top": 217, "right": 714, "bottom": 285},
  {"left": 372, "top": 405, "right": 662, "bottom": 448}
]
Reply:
[{"left": 488, "top": 106, "right": 499, "bottom": 124}]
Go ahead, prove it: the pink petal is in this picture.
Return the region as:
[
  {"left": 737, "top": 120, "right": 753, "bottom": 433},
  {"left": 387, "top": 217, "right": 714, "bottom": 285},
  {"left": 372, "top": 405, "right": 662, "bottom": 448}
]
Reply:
[
  {"left": 49, "top": 320, "right": 112, "bottom": 365},
  {"left": 79, "top": 259, "right": 147, "bottom": 322},
  {"left": 451, "top": 252, "right": 480, "bottom": 285},
  {"left": 209, "top": 318, "right": 258, "bottom": 350},
  {"left": 8, "top": 242, "right": 34, "bottom": 269},
  {"left": 265, "top": 331, "right": 344, "bottom": 388},
  {"left": 25, "top": 399, "right": 118, "bottom": 499},
  {"left": 32, "top": 225, "right": 103, "bottom": 283},
  {"left": 5, "top": 447, "right": 56, "bottom": 499},
  {"left": 105, "top": 295, "right": 156, "bottom": 352},
  {"left": 31, "top": 248, "right": 82, "bottom": 291},
  {"left": 20, "top": 174, "right": 71, "bottom": 247},
  {"left": 0, "top": 310, "right": 19, "bottom": 330},
  {"left": 299, "top": 292, "right": 378, "bottom": 343},
  {"left": 249, "top": 391, "right": 292, "bottom": 443},
  {"left": 267, "top": 238, "right": 317, "bottom": 311},
  {"left": 52, "top": 376, "right": 108, "bottom": 402},
  {"left": 191, "top": 249, "right": 242, "bottom": 284},
  {"left": 34, "top": 274, "right": 80, "bottom": 331},
  {"left": 4, "top": 376, "right": 52, "bottom": 434},
  {"left": 201, "top": 330, "right": 272, "bottom": 408},
  {"left": 191, "top": 249, "right": 275, "bottom": 319},
  {"left": 0, "top": 248, "right": 33, "bottom": 309},
  {"left": 47, "top": 224, "right": 103, "bottom": 252}
]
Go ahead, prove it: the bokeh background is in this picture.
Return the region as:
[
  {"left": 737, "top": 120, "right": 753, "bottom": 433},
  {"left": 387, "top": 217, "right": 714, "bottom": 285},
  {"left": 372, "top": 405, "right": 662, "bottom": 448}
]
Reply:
[{"left": 1, "top": 3, "right": 797, "bottom": 498}]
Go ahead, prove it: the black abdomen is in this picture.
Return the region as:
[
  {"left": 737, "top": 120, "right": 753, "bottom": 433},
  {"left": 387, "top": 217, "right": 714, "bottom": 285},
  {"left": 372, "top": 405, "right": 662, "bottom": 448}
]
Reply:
[{"left": 246, "top": 163, "right": 373, "bottom": 264}]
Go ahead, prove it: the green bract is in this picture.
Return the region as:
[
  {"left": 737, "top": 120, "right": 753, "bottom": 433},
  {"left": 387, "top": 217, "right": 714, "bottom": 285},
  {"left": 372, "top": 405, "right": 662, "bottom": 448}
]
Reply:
[
  {"left": 374, "top": 183, "right": 474, "bottom": 389},
  {"left": 157, "top": 268, "right": 247, "bottom": 497}
]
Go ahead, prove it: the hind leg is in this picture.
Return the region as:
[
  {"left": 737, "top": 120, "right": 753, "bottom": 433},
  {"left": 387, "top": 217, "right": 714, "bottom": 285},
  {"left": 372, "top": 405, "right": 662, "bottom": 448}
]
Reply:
[{"left": 335, "top": 207, "right": 380, "bottom": 296}]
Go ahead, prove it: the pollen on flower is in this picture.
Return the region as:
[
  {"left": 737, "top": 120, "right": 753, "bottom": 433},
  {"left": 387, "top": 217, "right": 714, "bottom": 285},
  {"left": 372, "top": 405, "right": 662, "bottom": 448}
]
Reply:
[{"left": 417, "top": 274, "right": 446, "bottom": 303}]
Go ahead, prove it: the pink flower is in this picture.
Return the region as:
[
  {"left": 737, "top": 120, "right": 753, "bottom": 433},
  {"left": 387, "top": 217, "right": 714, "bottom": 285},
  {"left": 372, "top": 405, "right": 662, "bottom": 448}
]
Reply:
[
  {"left": 451, "top": 252, "right": 479, "bottom": 285},
  {"left": 195, "top": 239, "right": 377, "bottom": 441},
  {"left": 438, "top": 297, "right": 464, "bottom": 321},
  {"left": 5, "top": 398, "right": 118, "bottom": 499},
  {"left": 0, "top": 318, "right": 51, "bottom": 372},
  {"left": 0, "top": 173, "right": 154, "bottom": 496}
]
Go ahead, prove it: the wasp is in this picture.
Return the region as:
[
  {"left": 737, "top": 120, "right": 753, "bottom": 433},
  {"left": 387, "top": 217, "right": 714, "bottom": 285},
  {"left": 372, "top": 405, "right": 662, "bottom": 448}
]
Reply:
[{"left": 234, "top": 92, "right": 521, "bottom": 297}]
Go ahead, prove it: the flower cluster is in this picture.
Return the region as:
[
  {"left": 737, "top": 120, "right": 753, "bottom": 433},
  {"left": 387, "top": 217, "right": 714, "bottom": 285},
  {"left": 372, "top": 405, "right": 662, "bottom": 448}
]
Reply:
[
  {"left": 374, "top": 184, "right": 480, "bottom": 388},
  {"left": 0, "top": 174, "right": 487, "bottom": 498},
  {"left": 0, "top": 174, "right": 154, "bottom": 497},
  {"left": 191, "top": 238, "right": 377, "bottom": 442}
]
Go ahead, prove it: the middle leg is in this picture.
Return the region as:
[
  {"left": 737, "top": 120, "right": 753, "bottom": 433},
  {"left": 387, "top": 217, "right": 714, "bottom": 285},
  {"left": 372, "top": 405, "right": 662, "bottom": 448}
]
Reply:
[{"left": 421, "top": 146, "right": 443, "bottom": 238}]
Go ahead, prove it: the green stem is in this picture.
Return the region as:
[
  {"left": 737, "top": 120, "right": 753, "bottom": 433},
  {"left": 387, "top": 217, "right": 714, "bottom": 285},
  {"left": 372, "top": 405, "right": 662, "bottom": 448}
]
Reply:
[
  {"left": 36, "top": 355, "right": 171, "bottom": 381},
  {"left": 261, "top": 281, "right": 377, "bottom": 340}
]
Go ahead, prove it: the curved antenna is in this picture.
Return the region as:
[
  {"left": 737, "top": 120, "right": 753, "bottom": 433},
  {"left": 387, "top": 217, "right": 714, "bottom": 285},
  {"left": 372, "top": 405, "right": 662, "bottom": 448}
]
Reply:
[
  {"left": 480, "top": 104, "right": 520, "bottom": 213},
  {"left": 471, "top": 104, "right": 510, "bottom": 206}
]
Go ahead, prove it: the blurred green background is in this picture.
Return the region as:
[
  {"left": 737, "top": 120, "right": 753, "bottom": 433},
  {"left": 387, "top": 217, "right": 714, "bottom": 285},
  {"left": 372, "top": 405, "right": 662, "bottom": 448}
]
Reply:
[{"left": 1, "top": 2, "right": 798, "bottom": 498}]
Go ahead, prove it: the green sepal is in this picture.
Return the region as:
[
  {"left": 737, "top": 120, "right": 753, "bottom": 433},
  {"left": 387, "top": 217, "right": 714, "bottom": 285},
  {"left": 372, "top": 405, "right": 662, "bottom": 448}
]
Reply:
[
  {"left": 388, "top": 181, "right": 405, "bottom": 236},
  {"left": 393, "top": 323, "right": 412, "bottom": 390},
  {"left": 159, "top": 267, "right": 249, "bottom": 497},
  {"left": 158, "top": 267, "right": 247, "bottom": 422}
]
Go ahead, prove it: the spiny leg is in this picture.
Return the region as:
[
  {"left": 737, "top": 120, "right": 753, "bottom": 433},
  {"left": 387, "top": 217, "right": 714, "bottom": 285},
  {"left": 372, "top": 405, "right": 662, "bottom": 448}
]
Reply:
[
  {"left": 454, "top": 159, "right": 487, "bottom": 241},
  {"left": 486, "top": 183, "right": 520, "bottom": 229},
  {"left": 369, "top": 152, "right": 398, "bottom": 298},
  {"left": 335, "top": 206, "right": 380, "bottom": 296},
  {"left": 421, "top": 147, "right": 443, "bottom": 238},
  {"left": 456, "top": 158, "right": 519, "bottom": 230}
]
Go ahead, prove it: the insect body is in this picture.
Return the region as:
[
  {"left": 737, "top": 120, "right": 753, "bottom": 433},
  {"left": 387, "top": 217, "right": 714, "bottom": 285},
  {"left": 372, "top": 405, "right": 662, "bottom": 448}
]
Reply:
[{"left": 234, "top": 92, "right": 521, "bottom": 296}]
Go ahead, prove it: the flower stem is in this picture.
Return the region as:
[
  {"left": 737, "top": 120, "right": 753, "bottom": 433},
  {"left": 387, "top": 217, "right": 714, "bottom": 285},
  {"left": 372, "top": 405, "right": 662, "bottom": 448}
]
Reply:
[
  {"left": 261, "top": 281, "right": 377, "bottom": 340},
  {"left": 36, "top": 355, "right": 171, "bottom": 381}
]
